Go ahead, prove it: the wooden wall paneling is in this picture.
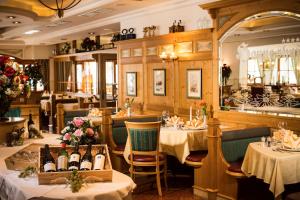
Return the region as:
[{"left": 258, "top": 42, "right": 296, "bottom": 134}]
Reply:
[
  {"left": 117, "top": 29, "right": 213, "bottom": 115},
  {"left": 146, "top": 62, "right": 175, "bottom": 113}
]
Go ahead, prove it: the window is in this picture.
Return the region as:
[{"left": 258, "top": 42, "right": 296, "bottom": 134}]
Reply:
[
  {"left": 247, "top": 57, "right": 297, "bottom": 85},
  {"left": 76, "top": 62, "right": 97, "bottom": 95},
  {"left": 247, "top": 59, "right": 261, "bottom": 83},
  {"left": 276, "top": 57, "right": 297, "bottom": 84}
]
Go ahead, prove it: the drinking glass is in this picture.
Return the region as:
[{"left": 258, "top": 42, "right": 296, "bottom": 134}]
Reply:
[
  {"left": 162, "top": 110, "right": 169, "bottom": 127},
  {"left": 278, "top": 121, "right": 287, "bottom": 130}
]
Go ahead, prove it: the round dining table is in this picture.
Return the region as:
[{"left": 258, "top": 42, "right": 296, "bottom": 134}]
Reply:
[
  {"left": 241, "top": 142, "right": 300, "bottom": 197},
  {"left": 123, "top": 126, "right": 207, "bottom": 164},
  {"left": 0, "top": 134, "right": 136, "bottom": 200}
]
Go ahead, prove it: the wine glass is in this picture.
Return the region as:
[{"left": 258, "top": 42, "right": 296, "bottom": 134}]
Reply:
[
  {"left": 162, "top": 110, "right": 169, "bottom": 127},
  {"left": 195, "top": 109, "right": 201, "bottom": 120},
  {"left": 277, "top": 121, "right": 287, "bottom": 130}
]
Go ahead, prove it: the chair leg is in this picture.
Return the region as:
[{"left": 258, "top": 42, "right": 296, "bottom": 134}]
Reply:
[
  {"left": 156, "top": 165, "right": 162, "bottom": 196},
  {"left": 129, "top": 166, "right": 134, "bottom": 179},
  {"left": 164, "top": 161, "right": 168, "bottom": 190}
]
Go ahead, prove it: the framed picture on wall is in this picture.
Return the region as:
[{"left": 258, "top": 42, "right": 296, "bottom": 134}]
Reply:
[
  {"left": 126, "top": 72, "right": 137, "bottom": 96},
  {"left": 153, "top": 69, "right": 166, "bottom": 96},
  {"left": 187, "top": 69, "right": 202, "bottom": 99}
]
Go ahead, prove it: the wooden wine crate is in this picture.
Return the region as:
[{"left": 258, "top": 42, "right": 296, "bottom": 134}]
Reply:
[{"left": 38, "top": 144, "right": 112, "bottom": 185}]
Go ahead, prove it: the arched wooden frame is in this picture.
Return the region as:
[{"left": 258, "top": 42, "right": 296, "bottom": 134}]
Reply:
[{"left": 200, "top": 0, "right": 300, "bottom": 132}]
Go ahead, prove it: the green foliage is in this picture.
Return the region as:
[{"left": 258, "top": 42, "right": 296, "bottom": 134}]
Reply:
[
  {"left": 67, "top": 170, "right": 84, "bottom": 193},
  {"left": 18, "top": 166, "right": 36, "bottom": 178},
  {"left": 24, "top": 64, "right": 43, "bottom": 87}
]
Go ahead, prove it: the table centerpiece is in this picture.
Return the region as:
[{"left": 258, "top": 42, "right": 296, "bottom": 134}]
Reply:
[{"left": 0, "top": 56, "right": 30, "bottom": 120}]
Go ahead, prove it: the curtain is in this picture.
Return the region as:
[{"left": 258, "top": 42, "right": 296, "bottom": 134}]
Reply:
[
  {"left": 291, "top": 55, "right": 300, "bottom": 85},
  {"left": 36, "top": 59, "right": 49, "bottom": 90},
  {"left": 55, "top": 61, "right": 72, "bottom": 92}
]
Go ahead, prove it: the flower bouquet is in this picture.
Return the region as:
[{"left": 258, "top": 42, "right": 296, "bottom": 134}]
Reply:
[
  {"left": 0, "top": 56, "right": 29, "bottom": 118},
  {"left": 59, "top": 118, "right": 100, "bottom": 145}
]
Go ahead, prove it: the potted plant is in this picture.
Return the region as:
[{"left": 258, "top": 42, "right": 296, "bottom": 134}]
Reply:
[{"left": 221, "top": 64, "right": 232, "bottom": 86}]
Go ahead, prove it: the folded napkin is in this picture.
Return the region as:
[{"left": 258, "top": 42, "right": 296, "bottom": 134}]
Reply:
[
  {"left": 283, "top": 130, "right": 300, "bottom": 149},
  {"left": 185, "top": 119, "right": 204, "bottom": 129},
  {"left": 88, "top": 108, "right": 102, "bottom": 117},
  {"left": 273, "top": 130, "right": 284, "bottom": 141},
  {"left": 167, "top": 116, "right": 183, "bottom": 125}
]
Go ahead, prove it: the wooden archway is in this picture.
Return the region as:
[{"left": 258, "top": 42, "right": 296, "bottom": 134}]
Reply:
[{"left": 200, "top": 0, "right": 300, "bottom": 132}]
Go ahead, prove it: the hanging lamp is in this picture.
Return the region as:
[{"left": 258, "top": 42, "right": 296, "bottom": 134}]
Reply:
[{"left": 38, "top": 0, "right": 81, "bottom": 18}]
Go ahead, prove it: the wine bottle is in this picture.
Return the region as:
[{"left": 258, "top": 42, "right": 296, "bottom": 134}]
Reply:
[
  {"left": 68, "top": 143, "right": 81, "bottom": 171},
  {"left": 80, "top": 144, "right": 93, "bottom": 170},
  {"left": 28, "top": 113, "right": 34, "bottom": 131},
  {"left": 43, "top": 144, "right": 56, "bottom": 172},
  {"left": 57, "top": 143, "right": 68, "bottom": 171},
  {"left": 93, "top": 147, "right": 105, "bottom": 170}
]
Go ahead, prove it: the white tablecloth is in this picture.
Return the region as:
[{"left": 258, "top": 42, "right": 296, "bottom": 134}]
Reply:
[
  {"left": 241, "top": 142, "right": 300, "bottom": 197},
  {"left": 0, "top": 134, "right": 136, "bottom": 200},
  {"left": 124, "top": 127, "right": 207, "bottom": 164}
]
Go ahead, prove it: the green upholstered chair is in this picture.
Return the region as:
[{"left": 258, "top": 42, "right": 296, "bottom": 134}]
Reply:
[
  {"left": 5, "top": 107, "right": 21, "bottom": 117},
  {"left": 125, "top": 121, "right": 167, "bottom": 196}
]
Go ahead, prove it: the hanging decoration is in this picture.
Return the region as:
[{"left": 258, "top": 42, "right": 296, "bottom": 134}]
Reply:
[{"left": 38, "top": 0, "right": 81, "bottom": 18}]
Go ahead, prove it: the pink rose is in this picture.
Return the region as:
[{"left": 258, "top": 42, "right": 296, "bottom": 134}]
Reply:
[
  {"left": 63, "top": 133, "right": 71, "bottom": 141},
  {"left": 73, "top": 118, "right": 84, "bottom": 127},
  {"left": 86, "top": 128, "right": 94, "bottom": 137},
  {"left": 74, "top": 129, "right": 83, "bottom": 137}
]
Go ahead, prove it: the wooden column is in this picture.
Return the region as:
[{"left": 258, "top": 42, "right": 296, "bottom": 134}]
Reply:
[
  {"left": 56, "top": 103, "right": 64, "bottom": 134},
  {"left": 194, "top": 107, "right": 220, "bottom": 199},
  {"left": 99, "top": 108, "right": 112, "bottom": 144}
]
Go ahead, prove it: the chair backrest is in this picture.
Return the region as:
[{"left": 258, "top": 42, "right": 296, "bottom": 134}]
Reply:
[
  {"left": 112, "top": 117, "right": 160, "bottom": 147},
  {"left": 221, "top": 126, "right": 271, "bottom": 163},
  {"left": 125, "top": 121, "right": 161, "bottom": 153}
]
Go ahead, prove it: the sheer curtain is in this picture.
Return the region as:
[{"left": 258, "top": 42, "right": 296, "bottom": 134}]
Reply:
[{"left": 291, "top": 55, "right": 300, "bottom": 85}]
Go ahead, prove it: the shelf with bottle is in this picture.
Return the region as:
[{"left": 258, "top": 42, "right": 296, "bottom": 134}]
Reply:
[{"left": 38, "top": 144, "right": 112, "bottom": 185}]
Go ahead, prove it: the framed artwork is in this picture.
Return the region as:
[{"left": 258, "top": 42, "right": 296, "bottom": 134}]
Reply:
[
  {"left": 126, "top": 72, "right": 137, "bottom": 96},
  {"left": 186, "top": 69, "right": 202, "bottom": 99},
  {"left": 196, "top": 41, "right": 212, "bottom": 52},
  {"left": 153, "top": 69, "right": 166, "bottom": 96},
  {"left": 160, "top": 44, "right": 174, "bottom": 54},
  {"left": 146, "top": 47, "right": 157, "bottom": 56},
  {"left": 121, "top": 49, "right": 130, "bottom": 58},
  {"left": 177, "top": 42, "right": 193, "bottom": 53},
  {"left": 132, "top": 48, "right": 142, "bottom": 57}
]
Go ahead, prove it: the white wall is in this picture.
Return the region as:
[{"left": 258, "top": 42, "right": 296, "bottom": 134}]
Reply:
[
  {"left": 23, "top": 45, "right": 54, "bottom": 59},
  {"left": 120, "top": 0, "right": 212, "bottom": 38}
]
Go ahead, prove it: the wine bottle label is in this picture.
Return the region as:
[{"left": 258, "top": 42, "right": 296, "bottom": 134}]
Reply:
[
  {"left": 57, "top": 155, "right": 68, "bottom": 170},
  {"left": 44, "top": 163, "right": 56, "bottom": 172},
  {"left": 69, "top": 154, "right": 80, "bottom": 162},
  {"left": 93, "top": 154, "right": 105, "bottom": 170},
  {"left": 80, "top": 161, "right": 92, "bottom": 170},
  {"left": 69, "top": 166, "right": 79, "bottom": 170}
]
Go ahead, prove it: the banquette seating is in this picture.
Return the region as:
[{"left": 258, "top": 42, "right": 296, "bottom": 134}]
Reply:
[{"left": 221, "top": 126, "right": 271, "bottom": 178}]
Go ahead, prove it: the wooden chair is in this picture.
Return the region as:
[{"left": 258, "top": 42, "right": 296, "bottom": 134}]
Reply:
[{"left": 125, "top": 121, "right": 167, "bottom": 196}]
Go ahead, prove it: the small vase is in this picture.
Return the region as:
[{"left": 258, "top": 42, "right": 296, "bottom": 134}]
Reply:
[
  {"left": 203, "top": 115, "right": 207, "bottom": 127},
  {"left": 127, "top": 107, "right": 131, "bottom": 117}
]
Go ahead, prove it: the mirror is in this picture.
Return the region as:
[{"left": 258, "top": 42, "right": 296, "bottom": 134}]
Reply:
[{"left": 219, "top": 11, "right": 300, "bottom": 116}]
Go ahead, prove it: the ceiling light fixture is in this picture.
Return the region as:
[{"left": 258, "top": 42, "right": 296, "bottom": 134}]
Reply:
[
  {"left": 7, "top": 16, "right": 16, "bottom": 19},
  {"left": 24, "top": 30, "right": 40, "bottom": 35},
  {"left": 38, "top": 0, "right": 82, "bottom": 18},
  {"left": 12, "top": 21, "right": 21, "bottom": 24},
  {"left": 88, "top": 32, "right": 95, "bottom": 35}
]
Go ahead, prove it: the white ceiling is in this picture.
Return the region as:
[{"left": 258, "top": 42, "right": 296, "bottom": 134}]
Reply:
[
  {"left": 224, "top": 14, "right": 300, "bottom": 42},
  {"left": 0, "top": 0, "right": 176, "bottom": 45}
]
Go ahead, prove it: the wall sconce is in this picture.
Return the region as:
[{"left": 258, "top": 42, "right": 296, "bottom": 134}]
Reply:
[{"left": 159, "top": 51, "right": 178, "bottom": 62}]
